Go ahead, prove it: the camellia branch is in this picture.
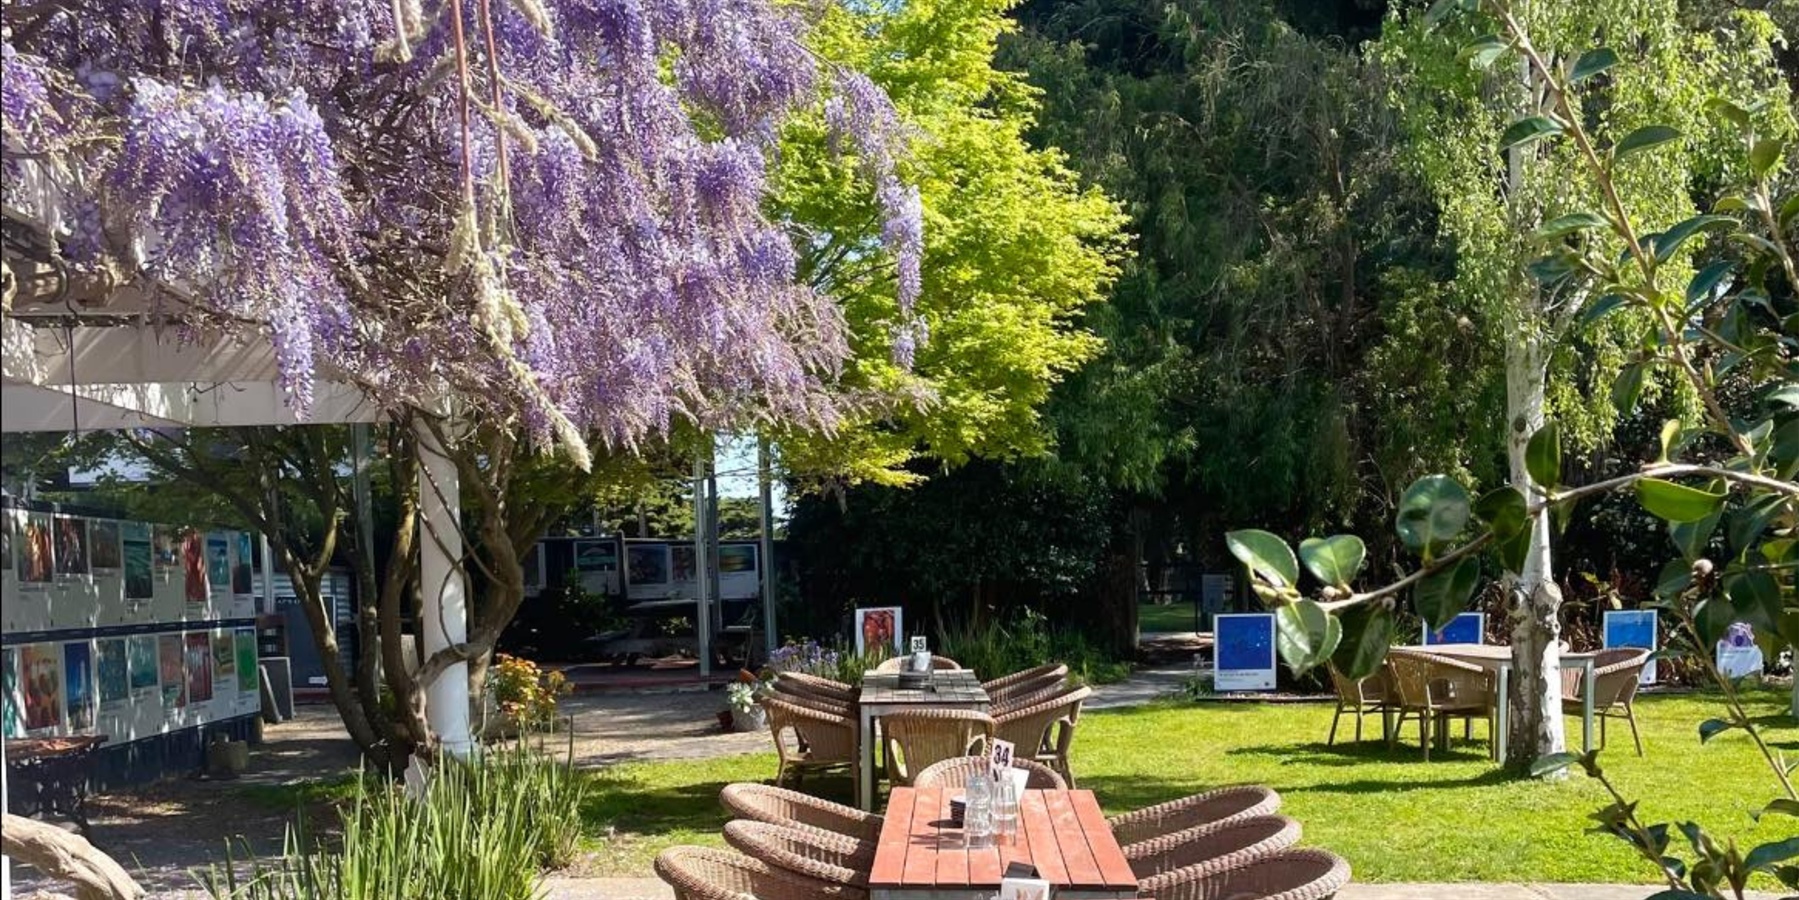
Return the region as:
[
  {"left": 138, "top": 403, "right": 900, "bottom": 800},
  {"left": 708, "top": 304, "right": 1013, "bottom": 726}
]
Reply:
[{"left": 1321, "top": 463, "right": 1797, "bottom": 612}]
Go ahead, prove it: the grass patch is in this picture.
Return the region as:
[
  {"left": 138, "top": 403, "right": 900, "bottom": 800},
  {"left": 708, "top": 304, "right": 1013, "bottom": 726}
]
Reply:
[
  {"left": 238, "top": 773, "right": 362, "bottom": 812},
  {"left": 578, "top": 687, "right": 1796, "bottom": 883},
  {"left": 1138, "top": 602, "right": 1200, "bottom": 634}
]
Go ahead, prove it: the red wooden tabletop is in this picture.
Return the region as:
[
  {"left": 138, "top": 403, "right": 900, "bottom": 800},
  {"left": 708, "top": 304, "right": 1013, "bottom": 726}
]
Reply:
[{"left": 870, "top": 787, "right": 1138, "bottom": 893}]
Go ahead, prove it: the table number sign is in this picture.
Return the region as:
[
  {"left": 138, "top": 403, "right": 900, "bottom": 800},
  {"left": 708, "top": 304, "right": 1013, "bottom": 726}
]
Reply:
[
  {"left": 1603, "top": 609, "right": 1658, "bottom": 684},
  {"left": 1213, "top": 613, "right": 1276, "bottom": 692},
  {"left": 1000, "top": 862, "right": 1050, "bottom": 900},
  {"left": 990, "top": 738, "right": 1015, "bottom": 774}
]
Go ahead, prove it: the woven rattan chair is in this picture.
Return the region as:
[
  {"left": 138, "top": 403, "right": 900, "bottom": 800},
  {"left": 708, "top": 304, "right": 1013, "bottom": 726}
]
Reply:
[
  {"left": 1142, "top": 848, "right": 1351, "bottom": 900},
  {"left": 912, "top": 755, "right": 1068, "bottom": 791},
  {"left": 721, "top": 820, "right": 875, "bottom": 888},
  {"left": 719, "top": 783, "right": 885, "bottom": 842},
  {"left": 767, "top": 683, "right": 854, "bottom": 717},
  {"left": 990, "top": 680, "right": 1069, "bottom": 718},
  {"left": 1385, "top": 651, "right": 1496, "bottom": 761},
  {"left": 655, "top": 846, "right": 866, "bottom": 900},
  {"left": 761, "top": 695, "right": 857, "bottom": 787},
  {"left": 776, "top": 671, "right": 856, "bottom": 705},
  {"left": 1128, "top": 815, "right": 1303, "bottom": 876},
  {"left": 1107, "top": 785, "right": 1283, "bottom": 849},
  {"left": 882, "top": 708, "right": 995, "bottom": 787},
  {"left": 1562, "top": 647, "right": 1649, "bottom": 756},
  {"left": 1326, "top": 663, "right": 1395, "bottom": 745},
  {"left": 983, "top": 663, "right": 1069, "bottom": 706},
  {"left": 874, "top": 655, "right": 962, "bottom": 673},
  {"left": 993, "top": 685, "right": 1090, "bottom": 785}
]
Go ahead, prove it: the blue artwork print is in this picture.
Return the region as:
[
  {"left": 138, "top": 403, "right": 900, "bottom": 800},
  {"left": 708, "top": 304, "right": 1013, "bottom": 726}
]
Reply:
[
  {"left": 1603, "top": 610, "right": 1659, "bottom": 684},
  {"left": 1424, "top": 613, "right": 1485, "bottom": 646},
  {"left": 1214, "top": 613, "right": 1276, "bottom": 691}
]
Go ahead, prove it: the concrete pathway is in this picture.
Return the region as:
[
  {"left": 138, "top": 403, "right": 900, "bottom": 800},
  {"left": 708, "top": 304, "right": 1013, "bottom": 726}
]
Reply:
[{"left": 536, "top": 876, "right": 1788, "bottom": 900}]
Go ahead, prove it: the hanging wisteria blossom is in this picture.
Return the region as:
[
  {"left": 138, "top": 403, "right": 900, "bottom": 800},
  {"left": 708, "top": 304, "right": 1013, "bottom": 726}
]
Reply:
[{"left": 0, "top": 0, "right": 923, "bottom": 463}]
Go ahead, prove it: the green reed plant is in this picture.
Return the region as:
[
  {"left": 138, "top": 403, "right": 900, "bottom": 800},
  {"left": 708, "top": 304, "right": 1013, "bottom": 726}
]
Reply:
[{"left": 197, "top": 741, "right": 586, "bottom": 900}]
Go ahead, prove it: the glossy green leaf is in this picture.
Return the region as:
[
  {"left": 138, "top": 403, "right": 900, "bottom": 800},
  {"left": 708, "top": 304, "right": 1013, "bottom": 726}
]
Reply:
[
  {"left": 1225, "top": 530, "right": 1300, "bottom": 590},
  {"left": 1635, "top": 478, "right": 1724, "bottom": 523},
  {"left": 1331, "top": 604, "right": 1394, "bottom": 681},
  {"left": 1536, "top": 211, "right": 1609, "bottom": 239},
  {"left": 1668, "top": 503, "right": 1721, "bottom": 560},
  {"left": 1413, "top": 556, "right": 1481, "bottom": 631},
  {"left": 1745, "top": 837, "right": 1799, "bottom": 874},
  {"left": 1569, "top": 48, "right": 1619, "bottom": 83},
  {"left": 1526, "top": 422, "right": 1561, "bottom": 488},
  {"left": 1656, "top": 419, "right": 1682, "bottom": 464},
  {"left": 1474, "top": 486, "right": 1528, "bottom": 538},
  {"left": 1729, "top": 494, "right": 1784, "bottom": 555},
  {"left": 1693, "top": 596, "right": 1736, "bottom": 646},
  {"left": 1424, "top": 0, "right": 1475, "bottom": 27},
  {"left": 1750, "top": 138, "right": 1785, "bottom": 178},
  {"left": 1697, "top": 718, "right": 1734, "bottom": 743},
  {"left": 1613, "top": 125, "right": 1681, "bottom": 161},
  {"left": 1531, "top": 751, "right": 1582, "bottom": 778},
  {"left": 1767, "top": 384, "right": 1799, "bottom": 409},
  {"left": 1577, "top": 293, "right": 1628, "bottom": 327},
  {"left": 1726, "top": 569, "right": 1783, "bottom": 630},
  {"left": 1653, "top": 215, "right": 1736, "bottom": 263},
  {"left": 1612, "top": 362, "right": 1645, "bottom": 414},
  {"left": 1653, "top": 559, "right": 1692, "bottom": 599},
  {"left": 1396, "top": 475, "right": 1472, "bottom": 553},
  {"left": 1500, "top": 116, "right": 1563, "bottom": 151},
  {"left": 1780, "top": 194, "right": 1799, "bottom": 230},
  {"left": 1495, "top": 524, "right": 1532, "bottom": 574},
  {"left": 1758, "top": 799, "right": 1799, "bottom": 821},
  {"left": 1461, "top": 34, "right": 1509, "bottom": 68},
  {"left": 1299, "top": 535, "right": 1366, "bottom": 588},
  {"left": 1705, "top": 98, "right": 1752, "bottom": 128},
  {"left": 1685, "top": 261, "right": 1734, "bottom": 306},
  {"left": 1275, "top": 599, "right": 1341, "bottom": 675}
]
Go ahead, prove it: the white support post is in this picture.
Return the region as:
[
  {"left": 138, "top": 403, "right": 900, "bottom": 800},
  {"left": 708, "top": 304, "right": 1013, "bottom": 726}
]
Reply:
[
  {"left": 758, "top": 437, "right": 777, "bottom": 658},
  {"left": 3, "top": 731, "right": 11, "bottom": 900},
  {"left": 692, "top": 453, "right": 712, "bottom": 679},
  {"left": 416, "top": 418, "right": 473, "bottom": 758}
]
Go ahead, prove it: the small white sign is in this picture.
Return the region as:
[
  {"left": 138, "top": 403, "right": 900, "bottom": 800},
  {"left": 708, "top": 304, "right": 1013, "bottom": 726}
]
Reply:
[
  {"left": 990, "top": 738, "right": 1015, "bottom": 776},
  {"left": 1000, "top": 876, "right": 1051, "bottom": 900}
]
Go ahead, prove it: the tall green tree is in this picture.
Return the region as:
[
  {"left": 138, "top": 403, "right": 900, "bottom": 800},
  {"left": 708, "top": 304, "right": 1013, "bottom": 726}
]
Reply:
[
  {"left": 770, "top": 0, "right": 1130, "bottom": 488},
  {"left": 1372, "top": 0, "right": 1794, "bottom": 766}
]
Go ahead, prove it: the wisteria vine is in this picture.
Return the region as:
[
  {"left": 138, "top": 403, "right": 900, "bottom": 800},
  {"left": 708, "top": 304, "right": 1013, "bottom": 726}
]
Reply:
[{"left": 0, "top": 0, "right": 925, "bottom": 459}]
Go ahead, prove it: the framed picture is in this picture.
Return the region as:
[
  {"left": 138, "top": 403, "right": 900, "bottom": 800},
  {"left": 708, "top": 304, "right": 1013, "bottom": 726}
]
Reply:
[
  {"left": 158, "top": 633, "right": 186, "bottom": 710},
  {"left": 854, "top": 607, "right": 904, "bottom": 658},
  {"left": 3, "top": 647, "right": 25, "bottom": 738},
  {"left": 626, "top": 543, "right": 670, "bottom": 588},
  {"left": 54, "top": 515, "right": 89, "bottom": 578},
  {"left": 128, "top": 635, "right": 159, "bottom": 698},
  {"left": 206, "top": 533, "right": 231, "bottom": 599},
  {"left": 22, "top": 643, "right": 63, "bottom": 732},
  {"left": 1213, "top": 613, "right": 1276, "bottom": 692},
  {"left": 1422, "top": 612, "right": 1486, "bottom": 646},
  {"left": 1716, "top": 623, "right": 1763, "bottom": 679},
  {"left": 63, "top": 641, "right": 94, "bottom": 731},
  {"left": 97, "top": 638, "right": 128, "bottom": 708},
  {"left": 181, "top": 530, "right": 208, "bottom": 605},
  {"left": 185, "top": 632, "right": 214, "bottom": 704},
  {"left": 233, "top": 532, "right": 255, "bottom": 595},
  {"left": 123, "top": 522, "right": 155, "bottom": 600},
  {"left": 1602, "top": 609, "right": 1658, "bottom": 684},
  {"left": 20, "top": 512, "right": 54, "bottom": 585},
  {"left": 90, "top": 520, "right": 123, "bottom": 572}
]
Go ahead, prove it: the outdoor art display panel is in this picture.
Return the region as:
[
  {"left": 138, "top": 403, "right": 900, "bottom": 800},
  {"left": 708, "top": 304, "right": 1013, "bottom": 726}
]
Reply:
[
  {"left": 1602, "top": 609, "right": 1658, "bottom": 684},
  {"left": 1213, "top": 613, "right": 1276, "bottom": 692},
  {"left": 64, "top": 640, "right": 96, "bottom": 731},
  {"left": 22, "top": 642, "right": 63, "bottom": 733},
  {"left": 854, "top": 606, "right": 904, "bottom": 657},
  {"left": 1422, "top": 612, "right": 1486, "bottom": 646}
]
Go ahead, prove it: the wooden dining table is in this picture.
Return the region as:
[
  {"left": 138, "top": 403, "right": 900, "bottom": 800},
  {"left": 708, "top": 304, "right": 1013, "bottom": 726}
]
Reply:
[
  {"left": 870, "top": 786, "right": 1139, "bottom": 900},
  {"left": 857, "top": 670, "right": 990, "bottom": 810},
  {"left": 1395, "top": 643, "right": 1597, "bottom": 762}
]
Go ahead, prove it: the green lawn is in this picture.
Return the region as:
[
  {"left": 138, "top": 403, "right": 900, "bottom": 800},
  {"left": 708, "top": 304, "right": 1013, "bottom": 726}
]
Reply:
[
  {"left": 579, "top": 688, "right": 1797, "bottom": 884},
  {"left": 1137, "top": 601, "right": 1200, "bottom": 634}
]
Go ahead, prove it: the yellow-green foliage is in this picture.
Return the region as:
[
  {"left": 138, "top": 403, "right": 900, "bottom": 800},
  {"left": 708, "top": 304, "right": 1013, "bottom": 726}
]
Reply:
[{"left": 771, "top": 0, "right": 1130, "bottom": 487}]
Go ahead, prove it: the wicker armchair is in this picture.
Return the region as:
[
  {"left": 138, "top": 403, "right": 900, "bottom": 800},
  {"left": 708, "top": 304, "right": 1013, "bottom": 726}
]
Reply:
[
  {"left": 761, "top": 695, "right": 857, "bottom": 787},
  {"left": 1562, "top": 648, "right": 1649, "bottom": 756},
  {"left": 722, "top": 820, "right": 875, "bottom": 888},
  {"left": 1106, "top": 785, "right": 1282, "bottom": 850},
  {"left": 719, "top": 783, "right": 885, "bottom": 842},
  {"left": 767, "top": 684, "right": 854, "bottom": 717},
  {"left": 655, "top": 846, "right": 866, "bottom": 900},
  {"left": 1142, "top": 848, "right": 1351, "bottom": 900},
  {"left": 912, "top": 755, "right": 1067, "bottom": 791},
  {"left": 882, "top": 708, "right": 996, "bottom": 787},
  {"left": 990, "top": 680, "right": 1071, "bottom": 718},
  {"left": 776, "top": 671, "right": 856, "bottom": 705},
  {"left": 983, "top": 663, "right": 1069, "bottom": 706},
  {"left": 1385, "top": 650, "right": 1495, "bottom": 761},
  {"left": 993, "top": 685, "right": 1091, "bottom": 786},
  {"left": 873, "top": 655, "right": 962, "bottom": 673},
  {"left": 1128, "top": 815, "right": 1303, "bottom": 877},
  {"left": 1326, "top": 664, "right": 1394, "bottom": 746}
]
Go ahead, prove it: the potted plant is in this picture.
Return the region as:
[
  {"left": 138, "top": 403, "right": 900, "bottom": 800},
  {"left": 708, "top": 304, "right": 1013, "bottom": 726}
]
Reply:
[{"left": 726, "top": 670, "right": 770, "bottom": 732}]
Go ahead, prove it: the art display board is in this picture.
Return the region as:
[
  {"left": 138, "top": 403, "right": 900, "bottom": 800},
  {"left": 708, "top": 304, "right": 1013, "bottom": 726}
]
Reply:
[
  {"left": 2, "top": 501, "right": 262, "bottom": 745},
  {"left": 1602, "top": 609, "right": 1658, "bottom": 684},
  {"left": 1716, "top": 622, "right": 1764, "bottom": 680},
  {"left": 621, "top": 539, "right": 760, "bottom": 602},
  {"left": 1422, "top": 612, "right": 1487, "bottom": 646},
  {"left": 574, "top": 538, "right": 620, "bottom": 596},
  {"left": 854, "top": 606, "right": 904, "bottom": 657},
  {"left": 1213, "top": 613, "right": 1276, "bottom": 692}
]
